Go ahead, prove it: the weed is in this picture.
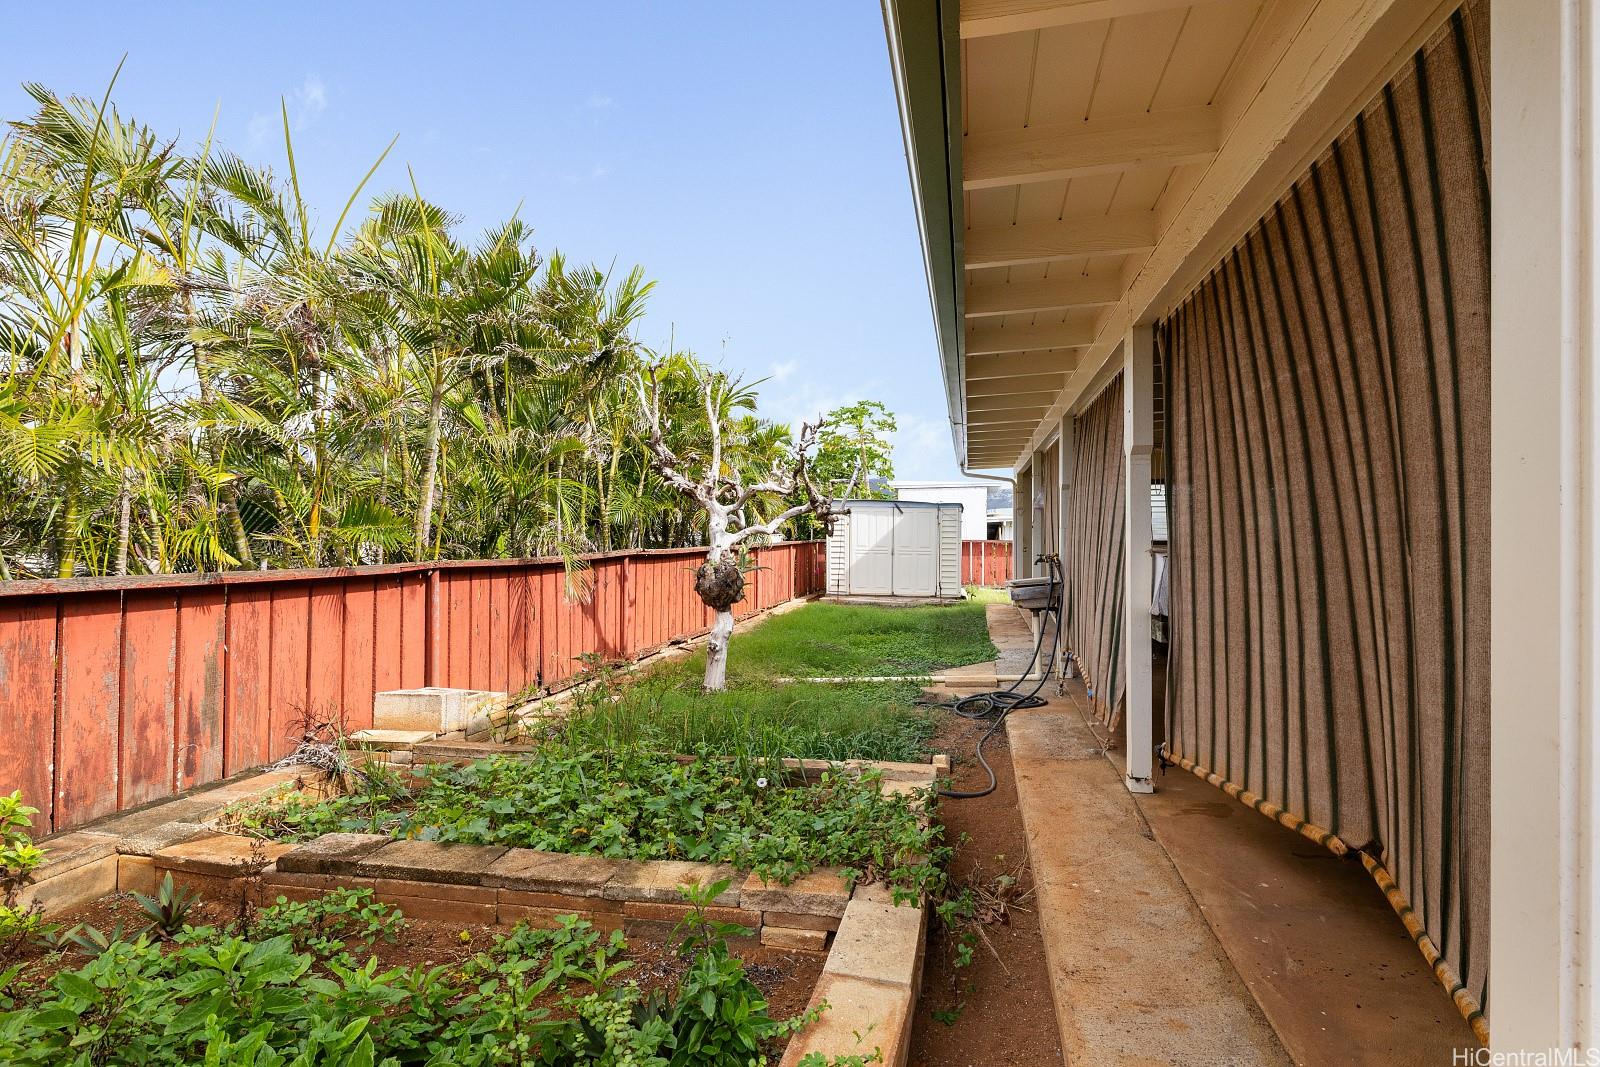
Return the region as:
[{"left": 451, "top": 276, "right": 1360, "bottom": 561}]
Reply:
[
  {"left": 131, "top": 873, "right": 200, "bottom": 941},
  {"left": 249, "top": 887, "right": 405, "bottom": 968}
]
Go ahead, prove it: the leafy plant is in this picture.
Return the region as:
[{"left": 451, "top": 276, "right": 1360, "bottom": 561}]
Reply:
[
  {"left": 0, "top": 793, "right": 44, "bottom": 905},
  {"left": 249, "top": 887, "right": 405, "bottom": 968},
  {"left": 131, "top": 873, "right": 200, "bottom": 941}
]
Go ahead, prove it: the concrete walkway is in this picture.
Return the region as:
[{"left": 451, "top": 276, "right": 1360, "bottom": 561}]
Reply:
[{"left": 1005, "top": 696, "right": 1290, "bottom": 1066}]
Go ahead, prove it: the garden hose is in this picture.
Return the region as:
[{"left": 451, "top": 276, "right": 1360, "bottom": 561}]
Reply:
[{"left": 921, "top": 556, "right": 1063, "bottom": 800}]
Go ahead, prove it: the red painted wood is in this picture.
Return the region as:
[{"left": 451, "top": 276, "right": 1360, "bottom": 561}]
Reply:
[
  {"left": 224, "top": 588, "right": 271, "bottom": 776},
  {"left": 119, "top": 592, "right": 177, "bottom": 810},
  {"left": 0, "top": 601, "right": 57, "bottom": 829},
  {"left": 308, "top": 582, "right": 344, "bottom": 729},
  {"left": 399, "top": 574, "right": 428, "bottom": 690},
  {"left": 342, "top": 579, "right": 377, "bottom": 733},
  {"left": 268, "top": 587, "right": 310, "bottom": 760},
  {"left": 444, "top": 572, "right": 471, "bottom": 688},
  {"left": 173, "top": 587, "right": 226, "bottom": 792},
  {"left": 55, "top": 593, "right": 122, "bottom": 829}
]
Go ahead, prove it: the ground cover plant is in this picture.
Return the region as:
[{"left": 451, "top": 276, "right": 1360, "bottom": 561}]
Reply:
[
  {"left": 557, "top": 600, "right": 994, "bottom": 763},
  {"left": 224, "top": 743, "right": 944, "bottom": 901},
  {"left": 0, "top": 883, "right": 864, "bottom": 1065}
]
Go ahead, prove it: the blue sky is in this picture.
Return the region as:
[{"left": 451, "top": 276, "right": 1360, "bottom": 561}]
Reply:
[{"left": 1, "top": 2, "right": 964, "bottom": 480}]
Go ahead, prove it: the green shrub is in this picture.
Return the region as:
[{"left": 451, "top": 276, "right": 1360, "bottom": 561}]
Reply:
[{"left": 249, "top": 888, "right": 406, "bottom": 968}]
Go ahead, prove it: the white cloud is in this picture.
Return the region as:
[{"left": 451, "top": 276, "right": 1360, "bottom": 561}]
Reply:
[
  {"left": 769, "top": 359, "right": 798, "bottom": 383},
  {"left": 248, "top": 74, "right": 328, "bottom": 147}
]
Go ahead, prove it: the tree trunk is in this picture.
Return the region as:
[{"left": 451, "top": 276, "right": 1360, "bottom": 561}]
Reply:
[
  {"left": 704, "top": 608, "right": 735, "bottom": 690},
  {"left": 57, "top": 472, "right": 80, "bottom": 579},
  {"left": 415, "top": 381, "right": 444, "bottom": 557},
  {"left": 114, "top": 472, "right": 132, "bottom": 576}
]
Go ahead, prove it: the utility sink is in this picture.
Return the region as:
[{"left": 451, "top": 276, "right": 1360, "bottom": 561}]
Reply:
[{"left": 1008, "top": 575, "right": 1057, "bottom": 612}]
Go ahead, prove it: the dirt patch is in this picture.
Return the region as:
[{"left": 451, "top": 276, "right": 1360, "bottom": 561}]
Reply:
[
  {"left": 11, "top": 890, "right": 824, "bottom": 1027},
  {"left": 912, "top": 709, "right": 1065, "bottom": 1066}
]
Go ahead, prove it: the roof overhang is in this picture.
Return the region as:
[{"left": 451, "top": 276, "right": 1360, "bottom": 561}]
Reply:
[{"left": 882, "top": 0, "right": 1462, "bottom": 472}]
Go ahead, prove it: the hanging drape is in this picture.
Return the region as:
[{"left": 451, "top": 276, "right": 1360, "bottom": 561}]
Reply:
[
  {"left": 1160, "top": 0, "right": 1489, "bottom": 1031},
  {"left": 1065, "top": 374, "right": 1124, "bottom": 722}
]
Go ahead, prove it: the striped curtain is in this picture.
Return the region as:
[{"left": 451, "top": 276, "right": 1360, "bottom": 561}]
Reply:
[
  {"left": 1160, "top": 0, "right": 1489, "bottom": 1028},
  {"left": 1065, "top": 375, "right": 1124, "bottom": 722}
]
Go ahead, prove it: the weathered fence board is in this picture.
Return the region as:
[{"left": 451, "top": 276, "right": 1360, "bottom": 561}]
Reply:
[
  {"left": 0, "top": 542, "right": 824, "bottom": 833},
  {"left": 960, "top": 540, "right": 1014, "bottom": 587}
]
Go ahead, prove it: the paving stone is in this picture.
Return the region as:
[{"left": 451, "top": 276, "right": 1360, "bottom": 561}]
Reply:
[
  {"left": 483, "top": 849, "right": 621, "bottom": 896},
  {"left": 352, "top": 839, "right": 507, "bottom": 885},
  {"left": 117, "top": 822, "right": 214, "bottom": 856},
  {"left": 373, "top": 688, "right": 506, "bottom": 733},
  {"left": 740, "top": 867, "right": 850, "bottom": 917},
  {"left": 850, "top": 881, "right": 897, "bottom": 905},
  {"left": 379, "top": 894, "right": 496, "bottom": 925},
  {"left": 603, "top": 860, "right": 741, "bottom": 905},
  {"left": 153, "top": 834, "right": 293, "bottom": 876},
  {"left": 368, "top": 877, "right": 496, "bottom": 904},
  {"left": 760, "top": 925, "right": 829, "bottom": 952},
  {"left": 349, "top": 729, "right": 435, "bottom": 750},
  {"left": 20, "top": 853, "right": 117, "bottom": 913},
  {"left": 621, "top": 900, "right": 751, "bottom": 927},
  {"left": 276, "top": 833, "right": 392, "bottom": 875},
  {"left": 844, "top": 759, "right": 939, "bottom": 783},
  {"left": 414, "top": 739, "right": 538, "bottom": 764},
  {"left": 777, "top": 974, "right": 911, "bottom": 1067},
  {"left": 117, "top": 854, "right": 161, "bottom": 896},
  {"left": 822, "top": 897, "right": 925, "bottom": 989},
  {"left": 260, "top": 870, "right": 335, "bottom": 891},
  {"left": 33, "top": 831, "right": 119, "bottom": 877},
  {"left": 762, "top": 910, "right": 841, "bottom": 932},
  {"left": 497, "top": 888, "right": 622, "bottom": 912}
]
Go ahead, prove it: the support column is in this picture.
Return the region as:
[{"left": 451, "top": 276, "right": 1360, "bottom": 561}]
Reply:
[
  {"left": 1490, "top": 0, "right": 1599, "bottom": 1048},
  {"left": 1123, "top": 326, "right": 1155, "bottom": 794},
  {"left": 1057, "top": 411, "right": 1075, "bottom": 677},
  {"left": 1013, "top": 462, "right": 1032, "bottom": 581}
]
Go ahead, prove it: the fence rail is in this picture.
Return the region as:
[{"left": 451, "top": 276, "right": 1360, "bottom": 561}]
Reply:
[
  {"left": 960, "top": 540, "right": 1014, "bottom": 587},
  {"left": 0, "top": 542, "right": 826, "bottom": 834}
]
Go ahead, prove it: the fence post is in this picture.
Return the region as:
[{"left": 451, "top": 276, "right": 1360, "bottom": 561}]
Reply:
[{"left": 425, "top": 568, "right": 442, "bottom": 687}]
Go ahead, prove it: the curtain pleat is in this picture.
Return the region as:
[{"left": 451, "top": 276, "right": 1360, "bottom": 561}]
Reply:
[
  {"left": 1067, "top": 375, "right": 1125, "bottom": 722},
  {"left": 1159, "top": 0, "right": 1490, "bottom": 1021}
]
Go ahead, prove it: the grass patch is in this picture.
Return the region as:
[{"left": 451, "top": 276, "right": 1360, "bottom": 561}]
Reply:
[
  {"left": 721, "top": 600, "right": 997, "bottom": 680},
  {"left": 963, "top": 584, "right": 1012, "bottom": 605}
]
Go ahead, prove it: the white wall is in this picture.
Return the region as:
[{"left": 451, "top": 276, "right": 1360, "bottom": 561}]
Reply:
[{"left": 892, "top": 482, "right": 988, "bottom": 540}]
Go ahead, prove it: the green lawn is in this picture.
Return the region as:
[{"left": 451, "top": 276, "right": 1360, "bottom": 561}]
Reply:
[{"left": 558, "top": 599, "right": 997, "bottom": 763}]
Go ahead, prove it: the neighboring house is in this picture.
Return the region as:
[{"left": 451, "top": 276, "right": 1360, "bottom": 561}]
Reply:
[
  {"left": 890, "top": 481, "right": 989, "bottom": 540},
  {"left": 985, "top": 507, "right": 1012, "bottom": 542}
]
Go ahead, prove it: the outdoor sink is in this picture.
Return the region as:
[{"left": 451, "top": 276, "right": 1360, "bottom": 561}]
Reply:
[{"left": 1007, "top": 575, "right": 1057, "bottom": 612}]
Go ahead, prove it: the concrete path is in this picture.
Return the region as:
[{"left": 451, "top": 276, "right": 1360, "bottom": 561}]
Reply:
[
  {"left": 975, "top": 605, "right": 1289, "bottom": 1066},
  {"left": 1006, "top": 697, "right": 1290, "bottom": 1066}
]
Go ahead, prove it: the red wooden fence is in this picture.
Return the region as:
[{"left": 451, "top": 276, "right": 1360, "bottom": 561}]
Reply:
[
  {"left": 960, "top": 540, "right": 1014, "bottom": 587},
  {"left": 0, "top": 542, "right": 825, "bottom": 834}
]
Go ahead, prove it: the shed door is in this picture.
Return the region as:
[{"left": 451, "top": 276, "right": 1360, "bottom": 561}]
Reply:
[
  {"left": 849, "top": 507, "right": 894, "bottom": 595},
  {"left": 892, "top": 508, "right": 938, "bottom": 596}
]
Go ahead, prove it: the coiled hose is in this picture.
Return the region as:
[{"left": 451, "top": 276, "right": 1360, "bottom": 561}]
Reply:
[{"left": 921, "top": 557, "right": 1063, "bottom": 799}]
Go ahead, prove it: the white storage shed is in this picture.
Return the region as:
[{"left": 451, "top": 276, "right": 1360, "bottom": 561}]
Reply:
[{"left": 826, "top": 499, "right": 964, "bottom": 599}]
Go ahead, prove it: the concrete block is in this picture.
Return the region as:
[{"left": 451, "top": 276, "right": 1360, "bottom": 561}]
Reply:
[
  {"left": 499, "top": 904, "right": 622, "bottom": 931},
  {"left": 153, "top": 834, "right": 292, "bottom": 877},
  {"left": 276, "top": 833, "right": 391, "bottom": 875},
  {"left": 762, "top": 910, "right": 841, "bottom": 932},
  {"left": 20, "top": 853, "right": 118, "bottom": 914},
  {"left": 349, "top": 729, "right": 435, "bottom": 751},
  {"left": 380, "top": 894, "right": 496, "bottom": 925},
  {"left": 777, "top": 974, "right": 911, "bottom": 1067},
  {"left": 32, "top": 831, "right": 119, "bottom": 879},
  {"left": 483, "top": 849, "right": 620, "bottom": 896},
  {"left": 117, "top": 854, "right": 161, "bottom": 896},
  {"left": 497, "top": 888, "right": 622, "bottom": 913},
  {"left": 741, "top": 867, "right": 851, "bottom": 917},
  {"left": 118, "top": 822, "right": 214, "bottom": 856},
  {"left": 373, "top": 688, "right": 506, "bottom": 734},
  {"left": 352, "top": 839, "right": 507, "bottom": 885},
  {"left": 760, "top": 925, "right": 829, "bottom": 952},
  {"left": 822, "top": 898, "right": 926, "bottom": 989},
  {"left": 603, "top": 860, "right": 742, "bottom": 906},
  {"left": 368, "top": 877, "right": 496, "bottom": 904},
  {"left": 621, "top": 900, "right": 751, "bottom": 927},
  {"left": 414, "top": 739, "right": 538, "bottom": 764}
]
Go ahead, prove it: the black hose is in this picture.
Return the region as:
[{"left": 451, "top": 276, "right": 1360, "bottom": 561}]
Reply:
[{"left": 922, "top": 557, "right": 1063, "bottom": 799}]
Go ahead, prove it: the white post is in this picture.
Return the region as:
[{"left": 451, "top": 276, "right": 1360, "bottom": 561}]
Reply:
[
  {"left": 1031, "top": 446, "right": 1048, "bottom": 577},
  {"left": 1123, "top": 326, "right": 1155, "bottom": 794},
  {"left": 1490, "top": 0, "right": 1600, "bottom": 1048},
  {"left": 1057, "top": 411, "right": 1075, "bottom": 677},
  {"left": 1014, "top": 461, "right": 1032, "bottom": 581}
]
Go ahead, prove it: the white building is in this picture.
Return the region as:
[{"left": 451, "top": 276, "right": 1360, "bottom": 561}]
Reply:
[{"left": 890, "top": 480, "right": 989, "bottom": 540}]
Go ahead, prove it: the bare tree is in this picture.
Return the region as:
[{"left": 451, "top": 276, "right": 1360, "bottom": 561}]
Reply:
[{"left": 638, "top": 362, "right": 831, "bottom": 690}]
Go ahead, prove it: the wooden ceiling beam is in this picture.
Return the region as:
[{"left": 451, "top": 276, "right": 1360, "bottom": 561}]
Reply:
[
  {"left": 965, "top": 275, "right": 1123, "bottom": 318},
  {"left": 964, "top": 107, "right": 1219, "bottom": 190},
  {"left": 965, "top": 351, "right": 1076, "bottom": 379},
  {"left": 959, "top": 0, "right": 1233, "bottom": 38},
  {"left": 967, "top": 371, "right": 1066, "bottom": 395},
  {"left": 967, "top": 321, "right": 1097, "bottom": 355},
  {"left": 968, "top": 391, "right": 1059, "bottom": 411},
  {"left": 966, "top": 211, "right": 1159, "bottom": 269}
]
